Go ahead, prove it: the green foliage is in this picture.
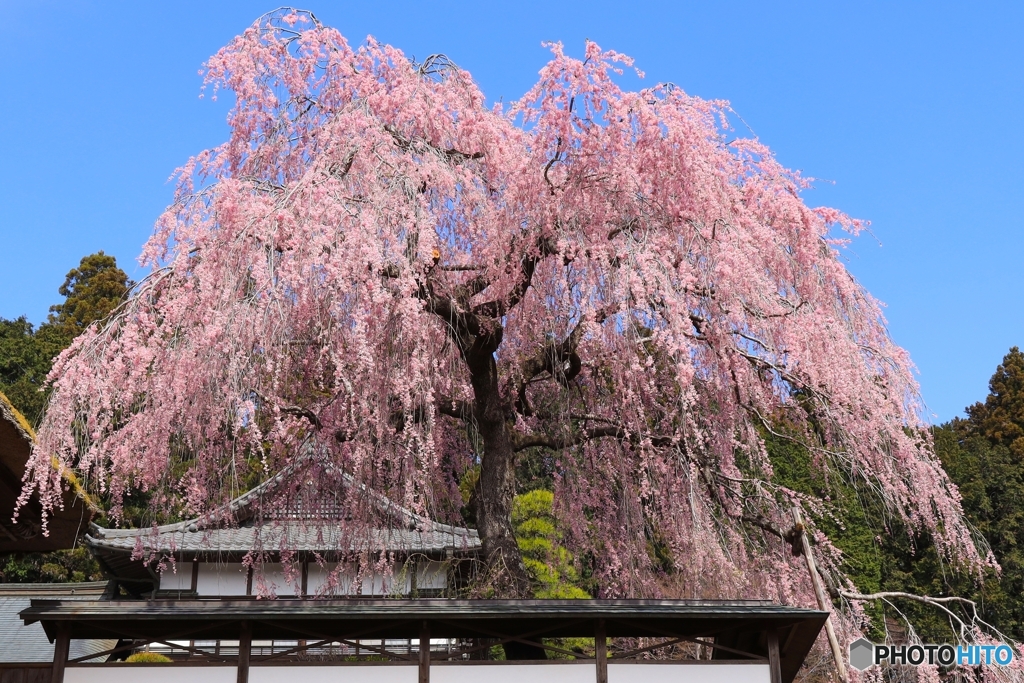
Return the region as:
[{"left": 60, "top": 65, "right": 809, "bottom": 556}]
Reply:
[
  {"left": 0, "top": 252, "right": 130, "bottom": 425},
  {"left": 124, "top": 652, "right": 173, "bottom": 663},
  {"left": 763, "top": 429, "right": 889, "bottom": 638},
  {"left": 512, "top": 489, "right": 589, "bottom": 599},
  {"left": 966, "top": 347, "right": 1024, "bottom": 457},
  {"left": 0, "top": 547, "right": 103, "bottom": 583},
  {"left": 0, "top": 317, "right": 68, "bottom": 426},
  {"left": 47, "top": 251, "right": 131, "bottom": 339},
  {"left": 882, "top": 349, "right": 1024, "bottom": 642}
]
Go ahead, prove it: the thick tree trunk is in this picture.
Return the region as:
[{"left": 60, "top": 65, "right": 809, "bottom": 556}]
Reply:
[{"left": 466, "top": 347, "right": 534, "bottom": 599}]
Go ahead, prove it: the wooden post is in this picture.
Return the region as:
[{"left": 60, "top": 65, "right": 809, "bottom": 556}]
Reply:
[
  {"left": 793, "top": 507, "right": 849, "bottom": 683},
  {"left": 237, "top": 621, "right": 252, "bottom": 683},
  {"left": 767, "top": 629, "right": 782, "bottom": 683},
  {"left": 419, "top": 621, "right": 431, "bottom": 683},
  {"left": 51, "top": 622, "right": 71, "bottom": 683},
  {"left": 595, "top": 619, "right": 608, "bottom": 683},
  {"left": 190, "top": 558, "right": 200, "bottom": 594}
]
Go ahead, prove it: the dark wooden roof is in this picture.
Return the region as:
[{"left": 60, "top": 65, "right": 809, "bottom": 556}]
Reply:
[
  {"left": 0, "top": 392, "right": 96, "bottom": 552},
  {"left": 21, "top": 598, "right": 826, "bottom": 682}
]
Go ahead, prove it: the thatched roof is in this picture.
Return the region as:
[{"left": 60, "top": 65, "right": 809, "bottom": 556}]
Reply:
[{"left": 0, "top": 391, "right": 95, "bottom": 551}]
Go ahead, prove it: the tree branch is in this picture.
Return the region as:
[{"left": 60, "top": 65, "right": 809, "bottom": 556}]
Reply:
[
  {"left": 472, "top": 235, "right": 558, "bottom": 319},
  {"left": 515, "top": 307, "right": 614, "bottom": 415},
  {"left": 436, "top": 394, "right": 474, "bottom": 421},
  {"left": 838, "top": 589, "right": 1011, "bottom": 644},
  {"left": 513, "top": 424, "right": 675, "bottom": 452}
]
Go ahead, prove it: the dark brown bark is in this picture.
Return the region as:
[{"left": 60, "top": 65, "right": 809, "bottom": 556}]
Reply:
[{"left": 466, "top": 337, "right": 534, "bottom": 599}]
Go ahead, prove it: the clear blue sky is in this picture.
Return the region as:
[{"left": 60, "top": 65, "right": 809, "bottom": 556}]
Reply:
[{"left": 1, "top": 1, "right": 1021, "bottom": 422}]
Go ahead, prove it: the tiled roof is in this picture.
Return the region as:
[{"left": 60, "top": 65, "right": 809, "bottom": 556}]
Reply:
[
  {"left": 87, "top": 520, "right": 479, "bottom": 554},
  {"left": 0, "top": 582, "right": 116, "bottom": 663},
  {"left": 86, "top": 447, "right": 480, "bottom": 557}
]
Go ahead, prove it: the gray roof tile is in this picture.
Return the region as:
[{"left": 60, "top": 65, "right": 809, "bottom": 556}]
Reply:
[
  {"left": 88, "top": 521, "right": 480, "bottom": 554},
  {"left": 0, "top": 583, "right": 116, "bottom": 663},
  {"left": 86, "top": 451, "right": 480, "bottom": 557}
]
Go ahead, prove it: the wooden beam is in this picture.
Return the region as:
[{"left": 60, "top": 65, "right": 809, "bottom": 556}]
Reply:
[
  {"left": 51, "top": 622, "right": 71, "bottom": 683},
  {"left": 767, "top": 629, "right": 782, "bottom": 683},
  {"left": 237, "top": 621, "right": 252, "bottom": 683},
  {"left": 419, "top": 621, "right": 431, "bottom": 683},
  {"left": 595, "top": 619, "right": 607, "bottom": 683}
]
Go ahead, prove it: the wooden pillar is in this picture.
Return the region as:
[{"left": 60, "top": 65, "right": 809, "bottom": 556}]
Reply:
[
  {"left": 419, "top": 621, "right": 431, "bottom": 683},
  {"left": 767, "top": 629, "right": 782, "bottom": 683},
  {"left": 595, "top": 619, "right": 608, "bottom": 683},
  {"left": 190, "top": 559, "right": 200, "bottom": 594},
  {"left": 237, "top": 621, "right": 252, "bottom": 683},
  {"left": 51, "top": 622, "right": 71, "bottom": 683}
]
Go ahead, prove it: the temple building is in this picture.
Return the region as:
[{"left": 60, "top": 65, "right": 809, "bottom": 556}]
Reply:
[{"left": 85, "top": 455, "right": 481, "bottom": 599}]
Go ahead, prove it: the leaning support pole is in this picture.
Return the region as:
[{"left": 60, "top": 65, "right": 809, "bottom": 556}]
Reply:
[{"left": 793, "top": 507, "right": 849, "bottom": 683}]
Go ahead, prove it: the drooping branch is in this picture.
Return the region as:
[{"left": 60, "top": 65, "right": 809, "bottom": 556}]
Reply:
[{"left": 839, "top": 589, "right": 1011, "bottom": 645}]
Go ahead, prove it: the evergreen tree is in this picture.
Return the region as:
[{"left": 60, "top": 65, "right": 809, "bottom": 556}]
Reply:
[
  {"left": 966, "top": 347, "right": 1024, "bottom": 459},
  {"left": 0, "top": 252, "right": 130, "bottom": 425},
  {"left": 46, "top": 251, "right": 131, "bottom": 340},
  {"left": 782, "top": 348, "right": 1024, "bottom": 643},
  {"left": 0, "top": 318, "right": 66, "bottom": 425}
]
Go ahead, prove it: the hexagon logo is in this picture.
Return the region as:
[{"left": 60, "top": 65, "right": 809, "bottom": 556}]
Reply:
[{"left": 849, "top": 638, "right": 875, "bottom": 671}]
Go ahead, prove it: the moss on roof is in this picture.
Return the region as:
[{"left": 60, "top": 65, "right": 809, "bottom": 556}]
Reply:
[
  {"left": 0, "top": 390, "right": 98, "bottom": 512},
  {"left": 0, "top": 390, "right": 35, "bottom": 442}
]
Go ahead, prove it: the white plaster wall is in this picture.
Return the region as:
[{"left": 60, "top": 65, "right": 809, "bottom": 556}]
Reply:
[
  {"left": 256, "top": 563, "right": 300, "bottom": 597},
  {"left": 609, "top": 663, "right": 771, "bottom": 683},
  {"left": 158, "top": 565, "right": 192, "bottom": 591},
  {"left": 162, "top": 560, "right": 431, "bottom": 596},
  {"left": 433, "top": 662, "right": 594, "bottom": 683},
  {"left": 66, "top": 667, "right": 235, "bottom": 683},
  {"left": 251, "top": 665, "right": 418, "bottom": 683},
  {"left": 417, "top": 560, "right": 447, "bottom": 590},
  {"left": 195, "top": 562, "right": 248, "bottom": 596},
  {"left": 305, "top": 562, "right": 411, "bottom": 596},
  {"left": 67, "top": 663, "right": 769, "bottom": 683},
  {"left": 306, "top": 562, "right": 352, "bottom": 595}
]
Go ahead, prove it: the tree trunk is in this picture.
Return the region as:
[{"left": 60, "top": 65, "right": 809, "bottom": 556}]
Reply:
[{"left": 467, "top": 347, "right": 533, "bottom": 599}]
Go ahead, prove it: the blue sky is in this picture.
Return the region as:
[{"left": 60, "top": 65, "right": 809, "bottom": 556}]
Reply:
[{"left": 1, "top": 1, "right": 1021, "bottom": 422}]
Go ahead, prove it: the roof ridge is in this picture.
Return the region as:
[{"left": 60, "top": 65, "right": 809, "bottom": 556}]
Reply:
[{"left": 89, "top": 440, "right": 478, "bottom": 541}]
